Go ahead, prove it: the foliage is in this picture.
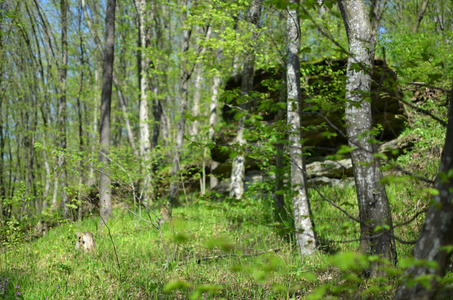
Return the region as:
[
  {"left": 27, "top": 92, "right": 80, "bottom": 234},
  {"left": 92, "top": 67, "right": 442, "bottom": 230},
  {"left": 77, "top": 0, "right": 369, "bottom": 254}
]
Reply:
[
  {"left": 1, "top": 0, "right": 453, "bottom": 298},
  {"left": 3, "top": 177, "right": 451, "bottom": 299}
]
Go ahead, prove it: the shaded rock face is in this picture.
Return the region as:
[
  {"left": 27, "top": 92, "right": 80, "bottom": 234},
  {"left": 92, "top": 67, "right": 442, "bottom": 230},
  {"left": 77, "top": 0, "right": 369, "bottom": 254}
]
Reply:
[
  {"left": 306, "top": 159, "right": 353, "bottom": 178},
  {"left": 212, "top": 159, "right": 355, "bottom": 195},
  {"left": 214, "top": 58, "right": 407, "bottom": 165}
]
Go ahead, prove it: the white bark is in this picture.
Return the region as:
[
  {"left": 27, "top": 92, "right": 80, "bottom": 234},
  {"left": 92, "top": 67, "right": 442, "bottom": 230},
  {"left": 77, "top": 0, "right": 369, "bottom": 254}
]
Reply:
[
  {"left": 287, "top": 0, "right": 317, "bottom": 256},
  {"left": 135, "top": 0, "right": 153, "bottom": 204},
  {"left": 41, "top": 140, "right": 51, "bottom": 211},
  {"left": 338, "top": 0, "right": 396, "bottom": 275},
  {"left": 229, "top": 0, "right": 262, "bottom": 199},
  {"left": 209, "top": 72, "right": 221, "bottom": 189},
  {"left": 230, "top": 118, "right": 245, "bottom": 198},
  {"left": 88, "top": 69, "right": 99, "bottom": 188}
]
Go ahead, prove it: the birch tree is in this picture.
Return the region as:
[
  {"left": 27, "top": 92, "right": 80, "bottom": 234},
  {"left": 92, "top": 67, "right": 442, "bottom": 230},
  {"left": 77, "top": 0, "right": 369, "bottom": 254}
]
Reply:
[
  {"left": 286, "top": 0, "right": 317, "bottom": 256},
  {"left": 99, "top": 0, "right": 116, "bottom": 224},
  {"left": 229, "top": 0, "right": 262, "bottom": 199},
  {"left": 134, "top": 0, "right": 153, "bottom": 205},
  {"left": 338, "top": 0, "right": 396, "bottom": 276}
]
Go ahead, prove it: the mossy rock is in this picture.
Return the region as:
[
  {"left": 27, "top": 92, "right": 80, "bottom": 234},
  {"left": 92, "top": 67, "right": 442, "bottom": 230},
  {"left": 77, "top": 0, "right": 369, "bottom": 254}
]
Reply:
[{"left": 213, "top": 58, "right": 407, "bottom": 165}]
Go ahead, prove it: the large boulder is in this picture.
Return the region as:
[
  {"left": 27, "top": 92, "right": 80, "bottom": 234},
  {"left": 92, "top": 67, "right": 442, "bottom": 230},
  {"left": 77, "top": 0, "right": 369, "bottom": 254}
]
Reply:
[{"left": 212, "top": 58, "right": 407, "bottom": 178}]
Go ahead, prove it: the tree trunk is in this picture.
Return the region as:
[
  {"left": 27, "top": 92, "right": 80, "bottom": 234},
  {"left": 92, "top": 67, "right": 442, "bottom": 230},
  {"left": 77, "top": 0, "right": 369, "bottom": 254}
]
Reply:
[
  {"left": 151, "top": 94, "right": 163, "bottom": 148},
  {"left": 81, "top": 0, "right": 137, "bottom": 154},
  {"left": 338, "top": 0, "right": 396, "bottom": 276},
  {"left": 274, "top": 70, "right": 286, "bottom": 222},
  {"left": 209, "top": 70, "right": 221, "bottom": 189},
  {"left": 189, "top": 24, "right": 212, "bottom": 139},
  {"left": 135, "top": 0, "right": 153, "bottom": 205},
  {"left": 169, "top": 17, "right": 191, "bottom": 206},
  {"left": 76, "top": 12, "right": 85, "bottom": 221},
  {"left": 229, "top": 0, "right": 262, "bottom": 199},
  {"left": 0, "top": 2, "right": 4, "bottom": 220},
  {"left": 287, "top": 0, "right": 317, "bottom": 256},
  {"left": 54, "top": 0, "right": 69, "bottom": 218},
  {"left": 99, "top": 0, "right": 116, "bottom": 225},
  {"left": 151, "top": 7, "right": 166, "bottom": 148},
  {"left": 394, "top": 86, "right": 453, "bottom": 300},
  {"left": 190, "top": 65, "right": 203, "bottom": 137},
  {"left": 412, "top": 0, "right": 430, "bottom": 33},
  {"left": 88, "top": 69, "right": 100, "bottom": 188},
  {"left": 370, "top": 0, "right": 388, "bottom": 35}
]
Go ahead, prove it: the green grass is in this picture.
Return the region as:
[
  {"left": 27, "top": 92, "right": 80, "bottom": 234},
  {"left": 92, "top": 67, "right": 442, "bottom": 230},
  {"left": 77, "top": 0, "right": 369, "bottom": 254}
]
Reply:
[{"left": 0, "top": 179, "right": 447, "bottom": 299}]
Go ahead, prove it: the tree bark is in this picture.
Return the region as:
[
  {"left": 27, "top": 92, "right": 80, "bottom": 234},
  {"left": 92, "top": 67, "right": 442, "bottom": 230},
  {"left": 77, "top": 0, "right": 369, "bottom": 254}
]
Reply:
[
  {"left": 169, "top": 15, "right": 191, "bottom": 206},
  {"left": 338, "top": 0, "right": 396, "bottom": 276},
  {"left": 190, "top": 65, "right": 203, "bottom": 137},
  {"left": 55, "top": 0, "right": 69, "bottom": 218},
  {"left": 88, "top": 69, "right": 100, "bottom": 188},
  {"left": 99, "top": 0, "right": 116, "bottom": 225},
  {"left": 229, "top": 0, "right": 262, "bottom": 199},
  {"left": 275, "top": 70, "right": 287, "bottom": 222},
  {"left": 287, "top": 0, "right": 317, "bottom": 256},
  {"left": 209, "top": 70, "right": 221, "bottom": 189},
  {"left": 135, "top": 0, "right": 153, "bottom": 205},
  {"left": 76, "top": 9, "right": 85, "bottom": 221},
  {"left": 0, "top": 1, "right": 5, "bottom": 220},
  {"left": 394, "top": 86, "right": 453, "bottom": 300},
  {"left": 81, "top": 0, "right": 137, "bottom": 154},
  {"left": 412, "top": 0, "right": 430, "bottom": 33},
  {"left": 370, "top": 0, "right": 388, "bottom": 35}
]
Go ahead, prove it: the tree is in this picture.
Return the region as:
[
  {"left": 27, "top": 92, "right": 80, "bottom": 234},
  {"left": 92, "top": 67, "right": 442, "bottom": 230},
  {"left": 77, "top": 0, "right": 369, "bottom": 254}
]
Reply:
[
  {"left": 286, "top": 0, "right": 317, "bottom": 256},
  {"left": 0, "top": 0, "right": 6, "bottom": 220},
  {"left": 169, "top": 0, "right": 192, "bottom": 206},
  {"left": 134, "top": 0, "right": 153, "bottom": 205},
  {"left": 337, "top": 0, "right": 396, "bottom": 276},
  {"left": 412, "top": 0, "right": 430, "bottom": 33},
  {"left": 56, "top": 0, "right": 68, "bottom": 218},
  {"left": 99, "top": 0, "right": 116, "bottom": 224},
  {"left": 393, "top": 86, "right": 453, "bottom": 299},
  {"left": 229, "top": 0, "right": 263, "bottom": 199}
]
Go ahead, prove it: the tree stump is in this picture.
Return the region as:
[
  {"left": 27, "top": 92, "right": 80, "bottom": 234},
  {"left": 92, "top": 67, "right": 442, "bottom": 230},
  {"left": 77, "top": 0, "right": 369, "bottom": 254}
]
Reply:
[
  {"left": 160, "top": 204, "right": 172, "bottom": 224},
  {"left": 33, "top": 221, "right": 48, "bottom": 237},
  {"left": 76, "top": 232, "right": 96, "bottom": 252}
]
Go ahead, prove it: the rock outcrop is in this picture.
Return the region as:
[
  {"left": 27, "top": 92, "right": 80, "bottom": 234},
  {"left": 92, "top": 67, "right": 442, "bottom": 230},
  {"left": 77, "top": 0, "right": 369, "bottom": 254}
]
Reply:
[{"left": 211, "top": 58, "right": 408, "bottom": 189}]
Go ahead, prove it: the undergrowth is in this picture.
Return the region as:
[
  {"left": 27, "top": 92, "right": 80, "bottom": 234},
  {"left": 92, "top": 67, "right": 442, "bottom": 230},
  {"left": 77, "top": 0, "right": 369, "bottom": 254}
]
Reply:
[{"left": 2, "top": 178, "right": 450, "bottom": 299}]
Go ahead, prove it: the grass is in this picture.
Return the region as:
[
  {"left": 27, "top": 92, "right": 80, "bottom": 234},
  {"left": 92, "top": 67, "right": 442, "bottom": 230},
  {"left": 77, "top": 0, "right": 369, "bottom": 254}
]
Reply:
[{"left": 1, "top": 177, "right": 443, "bottom": 299}]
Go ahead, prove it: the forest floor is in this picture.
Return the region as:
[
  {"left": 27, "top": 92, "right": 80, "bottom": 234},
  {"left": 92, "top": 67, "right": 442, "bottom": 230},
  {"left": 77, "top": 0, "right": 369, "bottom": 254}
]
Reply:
[{"left": 3, "top": 182, "right": 453, "bottom": 299}]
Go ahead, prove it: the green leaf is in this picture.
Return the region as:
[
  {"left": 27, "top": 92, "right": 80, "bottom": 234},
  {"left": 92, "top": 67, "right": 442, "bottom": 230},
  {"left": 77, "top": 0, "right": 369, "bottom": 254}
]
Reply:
[
  {"left": 422, "top": 188, "right": 439, "bottom": 196},
  {"left": 234, "top": 112, "right": 245, "bottom": 121},
  {"left": 337, "top": 145, "right": 356, "bottom": 155},
  {"left": 321, "top": 131, "right": 337, "bottom": 139},
  {"left": 172, "top": 232, "right": 192, "bottom": 244},
  {"left": 307, "top": 285, "right": 327, "bottom": 300},
  {"left": 164, "top": 280, "right": 192, "bottom": 292},
  {"left": 206, "top": 236, "right": 234, "bottom": 252},
  {"left": 440, "top": 245, "right": 453, "bottom": 254},
  {"left": 330, "top": 252, "right": 369, "bottom": 271},
  {"left": 427, "top": 73, "right": 443, "bottom": 83}
]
